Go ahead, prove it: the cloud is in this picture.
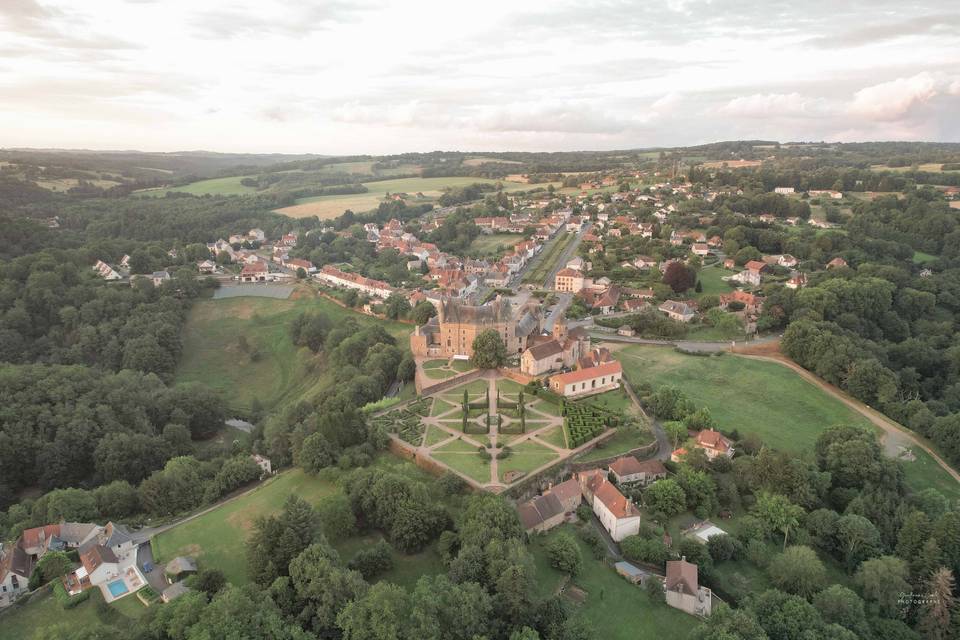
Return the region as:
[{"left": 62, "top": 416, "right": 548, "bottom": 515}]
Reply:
[
  {"left": 191, "top": 2, "right": 376, "bottom": 38},
  {"left": 805, "top": 13, "right": 959, "bottom": 48},
  {"left": 475, "top": 104, "right": 641, "bottom": 134},
  {"left": 848, "top": 72, "right": 940, "bottom": 120},
  {"left": 722, "top": 93, "right": 827, "bottom": 118},
  {"left": 651, "top": 93, "right": 682, "bottom": 111}
]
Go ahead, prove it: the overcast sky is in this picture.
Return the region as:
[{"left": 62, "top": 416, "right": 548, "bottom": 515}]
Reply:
[{"left": 1, "top": 0, "right": 959, "bottom": 154}]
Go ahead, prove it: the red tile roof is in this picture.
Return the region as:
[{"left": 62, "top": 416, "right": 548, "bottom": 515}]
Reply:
[
  {"left": 594, "top": 479, "right": 640, "bottom": 519},
  {"left": 550, "top": 360, "right": 622, "bottom": 386}
]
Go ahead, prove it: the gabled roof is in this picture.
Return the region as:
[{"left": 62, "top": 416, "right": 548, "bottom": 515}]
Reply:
[
  {"left": 526, "top": 340, "right": 564, "bottom": 361},
  {"left": 696, "top": 429, "right": 732, "bottom": 452},
  {"left": 516, "top": 492, "right": 564, "bottom": 531},
  {"left": 665, "top": 559, "right": 699, "bottom": 595},
  {"left": 593, "top": 479, "right": 640, "bottom": 519},
  {"left": 744, "top": 260, "right": 768, "bottom": 272},
  {"left": 609, "top": 456, "right": 645, "bottom": 477},
  {"left": 548, "top": 478, "right": 581, "bottom": 505},
  {"left": 551, "top": 360, "right": 622, "bottom": 386}
]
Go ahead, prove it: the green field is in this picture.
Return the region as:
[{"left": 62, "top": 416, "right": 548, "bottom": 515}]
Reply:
[
  {"left": 618, "top": 346, "right": 876, "bottom": 453},
  {"left": 913, "top": 251, "right": 937, "bottom": 264},
  {"left": 137, "top": 175, "right": 257, "bottom": 197},
  {"left": 616, "top": 345, "right": 960, "bottom": 499},
  {"left": 175, "top": 290, "right": 411, "bottom": 412},
  {"left": 468, "top": 233, "right": 525, "bottom": 257},
  {"left": 152, "top": 456, "right": 444, "bottom": 586},
  {"left": 0, "top": 587, "right": 137, "bottom": 640},
  {"left": 697, "top": 266, "right": 737, "bottom": 296},
  {"left": 530, "top": 525, "right": 696, "bottom": 640},
  {"left": 276, "top": 176, "right": 558, "bottom": 219}
]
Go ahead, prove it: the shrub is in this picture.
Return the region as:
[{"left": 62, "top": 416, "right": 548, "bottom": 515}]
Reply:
[
  {"left": 706, "top": 534, "right": 742, "bottom": 561},
  {"left": 621, "top": 536, "right": 671, "bottom": 567},
  {"left": 545, "top": 532, "right": 583, "bottom": 576},
  {"left": 53, "top": 581, "right": 91, "bottom": 609},
  {"left": 347, "top": 540, "right": 394, "bottom": 580},
  {"left": 576, "top": 504, "right": 594, "bottom": 523}
]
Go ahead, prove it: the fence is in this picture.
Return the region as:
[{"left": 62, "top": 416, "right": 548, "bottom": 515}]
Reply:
[
  {"left": 497, "top": 367, "right": 535, "bottom": 386},
  {"left": 416, "top": 368, "right": 486, "bottom": 396}
]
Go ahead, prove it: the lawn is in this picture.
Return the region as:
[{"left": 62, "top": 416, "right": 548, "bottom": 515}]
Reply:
[
  {"left": 697, "top": 267, "right": 737, "bottom": 296},
  {"left": 137, "top": 175, "right": 257, "bottom": 197},
  {"left": 431, "top": 447, "right": 492, "bottom": 484},
  {"left": 430, "top": 398, "right": 458, "bottom": 417},
  {"left": 529, "top": 525, "right": 697, "bottom": 640},
  {"left": 913, "top": 250, "right": 937, "bottom": 264},
  {"left": 616, "top": 345, "right": 960, "bottom": 499},
  {"left": 0, "top": 587, "right": 135, "bottom": 640},
  {"left": 468, "top": 233, "right": 525, "bottom": 257},
  {"left": 617, "top": 346, "right": 876, "bottom": 454},
  {"left": 575, "top": 423, "right": 656, "bottom": 462},
  {"left": 536, "top": 425, "right": 568, "bottom": 448},
  {"left": 586, "top": 387, "right": 636, "bottom": 415},
  {"left": 499, "top": 440, "right": 560, "bottom": 481},
  {"left": 175, "top": 290, "right": 410, "bottom": 413},
  {"left": 152, "top": 456, "right": 443, "bottom": 586},
  {"left": 334, "top": 532, "right": 446, "bottom": 589},
  {"left": 275, "top": 177, "right": 559, "bottom": 219},
  {"left": 424, "top": 425, "right": 454, "bottom": 447}
]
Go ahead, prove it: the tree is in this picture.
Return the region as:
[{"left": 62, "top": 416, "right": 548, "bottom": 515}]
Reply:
[
  {"left": 297, "top": 432, "right": 341, "bottom": 473},
  {"left": 691, "top": 603, "right": 768, "bottom": 640},
  {"left": 93, "top": 432, "right": 170, "bottom": 484},
  {"left": 812, "top": 585, "right": 870, "bottom": 639},
  {"left": 411, "top": 300, "right": 437, "bottom": 325},
  {"left": 854, "top": 555, "right": 911, "bottom": 618},
  {"left": 663, "top": 421, "right": 688, "bottom": 449},
  {"left": 316, "top": 494, "right": 357, "bottom": 541},
  {"left": 644, "top": 479, "right": 687, "bottom": 518},
  {"left": 834, "top": 514, "right": 882, "bottom": 570},
  {"left": 408, "top": 574, "right": 494, "bottom": 640},
  {"left": 247, "top": 495, "right": 322, "bottom": 586},
  {"left": 545, "top": 532, "right": 582, "bottom": 576},
  {"left": 767, "top": 546, "right": 827, "bottom": 598},
  {"left": 192, "top": 568, "right": 226, "bottom": 596},
  {"left": 753, "top": 492, "right": 804, "bottom": 550},
  {"left": 336, "top": 582, "right": 410, "bottom": 640},
  {"left": 346, "top": 540, "right": 393, "bottom": 579},
  {"left": 290, "top": 543, "right": 368, "bottom": 634},
  {"left": 621, "top": 536, "right": 671, "bottom": 566},
  {"left": 663, "top": 261, "right": 696, "bottom": 293},
  {"left": 383, "top": 293, "right": 411, "bottom": 320},
  {"left": 471, "top": 329, "right": 507, "bottom": 369},
  {"left": 918, "top": 568, "right": 956, "bottom": 640},
  {"left": 34, "top": 551, "right": 72, "bottom": 585}
]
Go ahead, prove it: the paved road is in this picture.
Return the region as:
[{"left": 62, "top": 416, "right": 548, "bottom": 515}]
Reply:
[
  {"left": 541, "top": 223, "right": 592, "bottom": 289},
  {"left": 543, "top": 293, "right": 573, "bottom": 333}
]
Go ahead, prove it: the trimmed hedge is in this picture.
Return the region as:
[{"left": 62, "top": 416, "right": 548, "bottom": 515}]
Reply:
[{"left": 563, "top": 402, "right": 620, "bottom": 448}]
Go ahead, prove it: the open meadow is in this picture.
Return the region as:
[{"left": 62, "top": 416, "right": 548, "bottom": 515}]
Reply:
[
  {"left": 275, "top": 176, "right": 559, "bottom": 219},
  {"left": 151, "top": 456, "right": 451, "bottom": 587},
  {"left": 615, "top": 345, "right": 960, "bottom": 500},
  {"left": 136, "top": 175, "right": 258, "bottom": 197},
  {"left": 175, "top": 288, "right": 410, "bottom": 413}
]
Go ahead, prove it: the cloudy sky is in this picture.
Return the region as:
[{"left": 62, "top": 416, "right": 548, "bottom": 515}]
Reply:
[{"left": 1, "top": 0, "right": 959, "bottom": 154}]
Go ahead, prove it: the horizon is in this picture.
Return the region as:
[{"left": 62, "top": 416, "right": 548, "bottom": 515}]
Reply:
[{"left": 1, "top": 1, "right": 958, "bottom": 154}]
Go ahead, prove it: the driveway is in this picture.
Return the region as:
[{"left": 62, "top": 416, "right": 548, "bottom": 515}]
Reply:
[{"left": 136, "top": 542, "right": 168, "bottom": 592}]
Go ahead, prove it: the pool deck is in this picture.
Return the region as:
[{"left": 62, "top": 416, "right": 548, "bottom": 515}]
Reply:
[{"left": 99, "top": 566, "right": 146, "bottom": 603}]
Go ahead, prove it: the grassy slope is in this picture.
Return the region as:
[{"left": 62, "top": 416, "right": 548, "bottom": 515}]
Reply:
[
  {"left": 0, "top": 588, "right": 133, "bottom": 640},
  {"left": 530, "top": 525, "right": 696, "bottom": 640},
  {"left": 617, "top": 345, "right": 960, "bottom": 500},
  {"left": 152, "top": 456, "right": 446, "bottom": 586},
  {"left": 175, "top": 292, "right": 411, "bottom": 413},
  {"left": 137, "top": 175, "right": 257, "bottom": 197}
]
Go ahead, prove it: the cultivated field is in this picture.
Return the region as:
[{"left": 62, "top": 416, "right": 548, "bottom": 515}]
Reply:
[
  {"left": 137, "top": 175, "right": 258, "bottom": 197},
  {"left": 275, "top": 176, "right": 558, "bottom": 219},
  {"left": 175, "top": 288, "right": 410, "bottom": 413}
]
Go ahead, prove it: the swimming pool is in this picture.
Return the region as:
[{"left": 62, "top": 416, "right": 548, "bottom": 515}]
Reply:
[{"left": 107, "top": 579, "right": 129, "bottom": 597}]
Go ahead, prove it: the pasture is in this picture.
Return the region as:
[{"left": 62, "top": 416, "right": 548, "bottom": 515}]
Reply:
[{"left": 175, "top": 288, "right": 410, "bottom": 413}]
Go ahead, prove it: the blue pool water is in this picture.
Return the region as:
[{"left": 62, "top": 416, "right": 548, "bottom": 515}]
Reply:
[{"left": 107, "top": 579, "right": 129, "bottom": 597}]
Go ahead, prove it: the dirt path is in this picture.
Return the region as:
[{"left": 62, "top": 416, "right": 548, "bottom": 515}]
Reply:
[{"left": 733, "top": 351, "right": 960, "bottom": 485}]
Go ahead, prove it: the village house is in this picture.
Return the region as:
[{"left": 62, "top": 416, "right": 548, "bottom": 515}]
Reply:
[
  {"left": 731, "top": 260, "right": 767, "bottom": 286},
  {"left": 577, "top": 470, "right": 641, "bottom": 541},
  {"left": 516, "top": 478, "right": 582, "bottom": 534},
  {"left": 93, "top": 260, "right": 121, "bottom": 280},
  {"left": 549, "top": 360, "right": 623, "bottom": 398},
  {"left": 197, "top": 260, "right": 216, "bottom": 274},
  {"left": 785, "top": 271, "right": 807, "bottom": 289},
  {"left": 609, "top": 456, "right": 667, "bottom": 485},
  {"left": 665, "top": 558, "right": 713, "bottom": 617},
  {"left": 827, "top": 257, "right": 848, "bottom": 269},
  {"left": 659, "top": 300, "right": 696, "bottom": 323},
  {"left": 283, "top": 258, "right": 316, "bottom": 274},
  {"left": 240, "top": 261, "right": 269, "bottom": 283},
  {"left": 694, "top": 429, "right": 735, "bottom": 459},
  {"left": 314, "top": 265, "right": 393, "bottom": 298},
  {"left": 555, "top": 267, "right": 587, "bottom": 293},
  {"left": 691, "top": 243, "right": 710, "bottom": 256},
  {"left": 719, "top": 290, "right": 763, "bottom": 314},
  {"left": 774, "top": 186, "right": 795, "bottom": 194}
]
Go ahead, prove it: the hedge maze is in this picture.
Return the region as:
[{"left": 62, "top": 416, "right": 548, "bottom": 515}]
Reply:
[
  {"left": 372, "top": 397, "right": 432, "bottom": 445},
  {"left": 562, "top": 401, "right": 620, "bottom": 448}
]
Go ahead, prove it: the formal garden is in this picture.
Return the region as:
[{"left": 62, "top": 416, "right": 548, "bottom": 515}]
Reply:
[{"left": 373, "top": 374, "right": 639, "bottom": 489}]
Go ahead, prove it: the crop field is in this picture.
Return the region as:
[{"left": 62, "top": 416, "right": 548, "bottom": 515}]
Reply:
[
  {"left": 175, "top": 288, "right": 410, "bottom": 413},
  {"left": 275, "top": 176, "right": 558, "bottom": 219}
]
